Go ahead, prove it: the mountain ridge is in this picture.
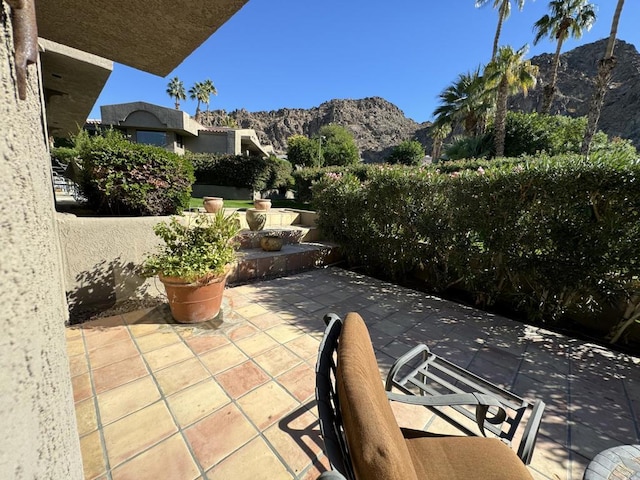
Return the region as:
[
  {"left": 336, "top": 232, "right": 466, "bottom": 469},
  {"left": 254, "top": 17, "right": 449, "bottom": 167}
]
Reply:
[{"left": 200, "top": 38, "right": 640, "bottom": 162}]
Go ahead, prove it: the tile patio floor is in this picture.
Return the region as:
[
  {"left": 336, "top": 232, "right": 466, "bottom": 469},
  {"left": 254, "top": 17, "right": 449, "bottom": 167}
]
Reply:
[{"left": 66, "top": 267, "right": 640, "bottom": 480}]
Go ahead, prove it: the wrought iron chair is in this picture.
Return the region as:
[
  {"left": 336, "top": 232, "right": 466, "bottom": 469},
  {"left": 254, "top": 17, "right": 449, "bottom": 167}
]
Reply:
[{"left": 315, "top": 312, "right": 545, "bottom": 480}]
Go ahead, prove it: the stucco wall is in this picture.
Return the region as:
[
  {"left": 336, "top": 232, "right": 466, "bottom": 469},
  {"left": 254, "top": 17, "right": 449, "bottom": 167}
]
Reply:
[
  {"left": 56, "top": 214, "right": 168, "bottom": 318},
  {"left": 184, "top": 131, "right": 229, "bottom": 153},
  {"left": 0, "top": 3, "right": 83, "bottom": 478}
]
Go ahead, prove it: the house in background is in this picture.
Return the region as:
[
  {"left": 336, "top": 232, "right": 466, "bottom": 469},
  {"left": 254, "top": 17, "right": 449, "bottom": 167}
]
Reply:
[
  {"left": 94, "top": 101, "right": 273, "bottom": 157},
  {"left": 1, "top": 1, "right": 249, "bottom": 478}
]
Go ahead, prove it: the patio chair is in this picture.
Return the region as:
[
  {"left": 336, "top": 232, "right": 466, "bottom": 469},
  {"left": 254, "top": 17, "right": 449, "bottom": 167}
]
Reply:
[{"left": 315, "top": 312, "right": 543, "bottom": 480}]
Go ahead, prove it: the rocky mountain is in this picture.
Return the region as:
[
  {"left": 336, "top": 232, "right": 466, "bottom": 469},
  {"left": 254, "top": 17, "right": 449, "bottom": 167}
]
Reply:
[
  {"left": 200, "top": 97, "right": 432, "bottom": 163},
  {"left": 509, "top": 38, "right": 640, "bottom": 148},
  {"left": 200, "top": 38, "right": 640, "bottom": 162}
]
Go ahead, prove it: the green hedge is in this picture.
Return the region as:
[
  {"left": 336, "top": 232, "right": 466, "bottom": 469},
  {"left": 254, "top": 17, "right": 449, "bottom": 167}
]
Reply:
[
  {"left": 76, "top": 130, "right": 193, "bottom": 215},
  {"left": 311, "top": 154, "right": 640, "bottom": 345},
  {"left": 188, "top": 153, "right": 293, "bottom": 192}
]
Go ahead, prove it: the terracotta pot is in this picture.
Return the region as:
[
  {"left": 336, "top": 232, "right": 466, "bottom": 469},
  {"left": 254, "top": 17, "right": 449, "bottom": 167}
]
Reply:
[
  {"left": 254, "top": 198, "right": 272, "bottom": 211},
  {"left": 203, "top": 197, "right": 224, "bottom": 213},
  {"left": 159, "top": 273, "right": 227, "bottom": 323},
  {"left": 260, "top": 235, "right": 283, "bottom": 251},
  {"left": 245, "top": 208, "right": 266, "bottom": 231}
]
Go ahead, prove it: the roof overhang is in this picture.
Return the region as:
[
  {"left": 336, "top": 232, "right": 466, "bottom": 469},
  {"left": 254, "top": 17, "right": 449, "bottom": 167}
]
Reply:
[
  {"left": 40, "top": 39, "right": 113, "bottom": 139},
  {"left": 101, "top": 102, "right": 202, "bottom": 136},
  {"left": 35, "top": 0, "right": 250, "bottom": 76}
]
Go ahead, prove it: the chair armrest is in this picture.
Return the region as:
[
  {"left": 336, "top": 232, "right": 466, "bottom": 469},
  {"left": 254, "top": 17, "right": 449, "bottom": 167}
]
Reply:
[{"left": 386, "top": 391, "right": 507, "bottom": 437}]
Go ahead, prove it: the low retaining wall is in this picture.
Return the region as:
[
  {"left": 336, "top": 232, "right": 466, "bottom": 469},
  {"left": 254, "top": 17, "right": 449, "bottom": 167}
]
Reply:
[{"left": 56, "top": 213, "right": 168, "bottom": 320}]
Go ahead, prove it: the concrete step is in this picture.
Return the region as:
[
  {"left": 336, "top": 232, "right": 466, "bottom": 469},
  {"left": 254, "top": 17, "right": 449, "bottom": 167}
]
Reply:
[
  {"left": 236, "top": 226, "right": 322, "bottom": 249},
  {"left": 228, "top": 241, "right": 342, "bottom": 285}
]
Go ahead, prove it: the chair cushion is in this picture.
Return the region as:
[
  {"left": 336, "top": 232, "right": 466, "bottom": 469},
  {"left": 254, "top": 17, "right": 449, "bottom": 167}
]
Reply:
[
  {"left": 337, "top": 312, "right": 419, "bottom": 480},
  {"left": 402, "top": 429, "right": 533, "bottom": 480}
]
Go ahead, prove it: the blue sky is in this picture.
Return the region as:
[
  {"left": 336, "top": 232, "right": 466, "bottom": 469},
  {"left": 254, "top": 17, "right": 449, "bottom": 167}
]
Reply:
[{"left": 89, "top": 1, "right": 640, "bottom": 124}]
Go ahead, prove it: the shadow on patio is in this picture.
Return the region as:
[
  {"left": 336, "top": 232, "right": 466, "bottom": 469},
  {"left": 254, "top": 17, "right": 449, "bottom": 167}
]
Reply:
[{"left": 66, "top": 267, "right": 640, "bottom": 480}]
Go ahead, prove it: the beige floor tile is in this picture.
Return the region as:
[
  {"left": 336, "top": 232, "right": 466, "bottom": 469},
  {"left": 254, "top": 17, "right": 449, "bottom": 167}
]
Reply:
[
  {"left": 111, "top": 434, "right": 200, "bottom": 480},
  {"left": 66, "top": 327, "right": 83, "bottom": 340},
  {"left": 69, "top": 353, "right": 89, "bottom": 377},
  {"left": 300, "top": 456, "right": 331, "bottom": 480},
  {"left": 92, "top": 355, "right": 148, "bottom": 394},
  {"left": 264, "top": 407, "right": 323, "bottom": 475},
  {"left": 75, "top": 397, "right": 98, "bottom": 437},
  {"left": 185, "top": 334, "right": 230, "bottom": 355},
  {"left": 215, "top": 361, "right": 270, "bottom": 399},
  {"left": 80, "top": 430, "right": 106, "bottom": 480},
  {"left": 85, "top": 327, "right": 131, "bottom": 351},
  {"left": 276, "top": 363, "right": 315, "bottom": 402},
  {"left": 67, "top": 336, "right": 86, "bottom": 357},
  {"left": 235, "top": 332, "right": 279, "bottom": 357},
  {"left": 103, "top": 401, "right": 177, "bottom": 468},
  {"left": 199, "top": 344, "right": 248, "bottom": 375},
  {"left": 97, "top": 376, "right": 160, "bottom": 425},
  {"left": 127, "top": 322, "right": 167, "bottom": 338},
  {"left": 144, "top": 342, "right": 194, "bottom": 370},
  {"left": 234, "top": 304, "right": 270, "bottom": 319},
  {"left": 72, "top": 372, "right": 93, "bottom": 403},
  {"left": 254, "top": 345, "right": 302, "bottom": 377},
  {"left": 82, "top": 314, "right": 126, "bottom": 330},
  {"left": 155, "top": 357, "right": 211, "bottom": 396},
  {"left": 248, "top": 312, "right": 287, "bottom": 330},
  {"left": 88, "top": 339, "right": 140, "bottom": 369},
  {"left": 285, "top": 335, "right": 320, "bottom": 361},
  {"left": 121, "top": 307, "right": 169, "bottom": 326},
  {"left": 205, "top": 437, "right": 292, "bottom": 480},
  {"left": 135, "top": 330, "right": 182, "bottom": 353},
  {"left": 185, "top": 403, "right": 258, "bottom": 470},
  {"left": 228, "top": 324, "right": 259, "bottom": 341},
  {"left": 167, "top": 379, "right": 230, "bottom": 427},
  {"left": 266, "top": 324, "right": 305, "bottom": 344},
  {"left": 237, "top": 382, "right": 299, "bottom": 430}
]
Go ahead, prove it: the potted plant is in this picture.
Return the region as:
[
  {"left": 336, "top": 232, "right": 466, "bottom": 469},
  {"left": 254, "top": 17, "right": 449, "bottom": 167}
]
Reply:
[{"left": 142, "top": 211, "right": 240, "bottom": 323}]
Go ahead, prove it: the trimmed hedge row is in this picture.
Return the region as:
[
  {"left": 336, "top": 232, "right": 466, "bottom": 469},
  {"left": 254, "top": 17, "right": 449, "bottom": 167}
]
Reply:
[
  {"left": 188, "top": 153, "right": 293, "bottom": 192},
  {"left": 311, "top": 154, "right": 640, "bottom": 345}
]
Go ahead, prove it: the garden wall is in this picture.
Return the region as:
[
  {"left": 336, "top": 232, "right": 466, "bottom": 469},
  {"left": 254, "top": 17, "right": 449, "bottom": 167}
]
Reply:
[{"left": 56, "top": 214, "right": 167, "bottom": 319}]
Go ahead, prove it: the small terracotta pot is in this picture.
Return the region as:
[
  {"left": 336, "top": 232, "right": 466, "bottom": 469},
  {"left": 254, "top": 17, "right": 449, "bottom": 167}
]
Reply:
[
  {"left": 159, "top": 273, "right": 227, "bottom": 323},
  {"left": 254, "top": 198, "right": 272, "bottom": 211},
  {"left": 245, "top": 208, "right": 267, "bottom": 231},
  {"left": 203, "top": 197, "right": 223, "bottom": 213},
  {"left": 260, "top": 235, "right": 283, "bottom": 251}
]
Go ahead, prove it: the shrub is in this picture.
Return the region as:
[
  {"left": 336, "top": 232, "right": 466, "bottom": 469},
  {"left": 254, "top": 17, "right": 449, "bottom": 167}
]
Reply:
[
  {"left": 51, "top": 146, "right": 78, "bottom": 165},
  {"left": 319, "top": 124, "right": 360, "bottom": 167},
  {"left": 287, "top": 135, "right": 321, "bottom": 168},
  {"left": 188, "top": 153, "right": 293, "bottom": 192},
  {"left": 311, "top": 154, "right": 640, "bottom": 344},
  {"left": 444, "top": 133, "right": 494, "bottom": 160},
  {"left": 76, "top": 130, "right": 193, "bottom": 215},
  {"left": 387, "top": 140, "right": 425, "bottom": 165},
  {"left": 292, "top": 164, "right": 377, "bottom": 203}
]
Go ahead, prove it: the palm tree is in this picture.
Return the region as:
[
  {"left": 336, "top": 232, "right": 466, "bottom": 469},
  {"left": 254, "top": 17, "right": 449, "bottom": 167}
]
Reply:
[
  {"left": 475, "top": 0, "right": 526, "bottom": 60},
  {"left": 166, "top": 77, "right": 186, "bottom": 110},
  {"left": 581, "top": 0, "right": 625, "bottom": 156},
  {"left": 189, "top": 81, "right": 209, "bottom": 121},
  {"left": 201, "top": 78, "right": 218, "bottom": 113},
  {"left": 430, "top": 119, "right": 452, "bottom": 161},
  {"left": 484, "top": 45, "right": 538, "bottom": 157},
  {"left": 433, "top": 67, "right": 492, "bottom": 136},
  {"left": 533, "top": 0, "right": 597, "bottom": 114}
]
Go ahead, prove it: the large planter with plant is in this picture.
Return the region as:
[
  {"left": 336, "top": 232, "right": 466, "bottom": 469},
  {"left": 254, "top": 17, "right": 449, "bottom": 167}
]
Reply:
[{"left": 142, "top": 212, "right": 240, "bottom": 323}]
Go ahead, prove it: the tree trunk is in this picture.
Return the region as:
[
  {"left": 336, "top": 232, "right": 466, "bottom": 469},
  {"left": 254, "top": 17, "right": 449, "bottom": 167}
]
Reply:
[
  {"left": 581, "top": 0, "right": 625, "bottom": 156},
  {"left": 432, "top": 137, "right": 443, "bottom": 161},
  {"left": 175, "top": 100, "right": 180, "bottom": 110},
  {"left": 541, "top": 39, "right": 564, "bottom": 114},
  {"left": 492, "top": 13, "right": 505, "bottom": 60},
  {"left": 494, "top": 79, "right": 509, "bottom": 157}
]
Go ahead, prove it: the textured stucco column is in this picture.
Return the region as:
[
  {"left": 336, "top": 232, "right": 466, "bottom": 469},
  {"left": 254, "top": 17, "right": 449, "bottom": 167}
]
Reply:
[{"left": 0, "top": 3, "right": 83, "bottom": 479}]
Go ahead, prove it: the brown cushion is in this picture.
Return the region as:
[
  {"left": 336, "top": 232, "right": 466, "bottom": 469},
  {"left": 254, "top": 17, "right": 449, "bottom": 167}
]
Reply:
[
  {"left": 337, "top": 312, "right": 419, "bottom": 480},
  {"left": 402, "top": 429, "right": 533, "bottom": 480}
]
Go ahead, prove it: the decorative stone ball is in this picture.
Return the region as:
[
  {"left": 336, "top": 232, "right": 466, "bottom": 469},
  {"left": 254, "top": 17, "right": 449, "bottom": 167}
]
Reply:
[{"left": 260, "top": 235, "right": 283, "bottom": 251}]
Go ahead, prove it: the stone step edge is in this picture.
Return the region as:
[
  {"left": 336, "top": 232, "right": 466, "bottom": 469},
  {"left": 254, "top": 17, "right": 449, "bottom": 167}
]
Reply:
[
  {"left": 227, "top": 242, "right": 342, "bottom": 285},
  {"left": 236, "top": 226, "right": 321, "bottom": 248}
]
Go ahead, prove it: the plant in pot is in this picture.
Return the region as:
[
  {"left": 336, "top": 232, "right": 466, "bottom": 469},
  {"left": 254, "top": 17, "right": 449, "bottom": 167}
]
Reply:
[{"left": 142, "top": 212, "right": 241, "bottom": 323}]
